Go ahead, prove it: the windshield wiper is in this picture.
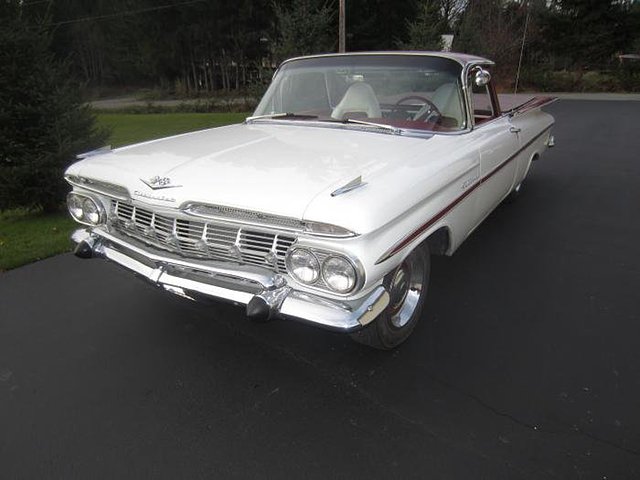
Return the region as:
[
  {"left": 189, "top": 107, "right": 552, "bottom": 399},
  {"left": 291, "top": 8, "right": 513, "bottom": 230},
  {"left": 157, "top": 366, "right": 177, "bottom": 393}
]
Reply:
[
  {"left": 332, "top": 118, "right": 403, "bottom": 135},
  {"left": 245, "top": 112, "right": 318, "bottom": 122},
  {"left": 246, "top": 113, "right": 402, "bottom": 135}
]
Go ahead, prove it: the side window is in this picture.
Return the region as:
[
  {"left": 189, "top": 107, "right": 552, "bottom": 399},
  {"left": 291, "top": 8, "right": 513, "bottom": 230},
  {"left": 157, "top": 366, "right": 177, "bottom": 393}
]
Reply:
[{"left": 468, "top": 69, "right": 497, "bottom": 125}]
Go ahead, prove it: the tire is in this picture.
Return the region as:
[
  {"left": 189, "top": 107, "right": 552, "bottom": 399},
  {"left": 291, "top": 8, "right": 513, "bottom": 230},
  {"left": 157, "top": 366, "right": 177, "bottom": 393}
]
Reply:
[
  {"left": 350, "top": 245, "right": 430, "bottom": 350},
  {"left": 504, "top": 181, "right": 523, "bottom": 204}
]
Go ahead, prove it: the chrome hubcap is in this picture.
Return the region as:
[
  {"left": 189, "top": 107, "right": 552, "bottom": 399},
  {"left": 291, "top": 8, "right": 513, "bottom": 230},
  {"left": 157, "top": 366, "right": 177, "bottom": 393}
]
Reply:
[{"left": 388, "top": 253, "right": 425, "bottom": 329}]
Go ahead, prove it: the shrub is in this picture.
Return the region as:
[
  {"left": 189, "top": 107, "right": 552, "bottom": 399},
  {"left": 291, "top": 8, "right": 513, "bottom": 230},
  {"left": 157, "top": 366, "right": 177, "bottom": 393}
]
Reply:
[
  {"left": 516, "top": 69, "right": 580, "bottom": 92},
  {"left": 616, "top": 63, "right": 640, "bottom": 92},
  {"left": 544, "top": 71, "right": 581, "bottom": 91},
  {"left": 579, "top": 71, "right": 619, "bottom": 92}
]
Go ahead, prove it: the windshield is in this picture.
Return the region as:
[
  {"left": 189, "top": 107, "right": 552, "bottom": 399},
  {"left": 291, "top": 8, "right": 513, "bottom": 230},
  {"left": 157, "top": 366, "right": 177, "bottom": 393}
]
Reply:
[{"left": 253, "top": 54, "right": 467, "bottom": 133}]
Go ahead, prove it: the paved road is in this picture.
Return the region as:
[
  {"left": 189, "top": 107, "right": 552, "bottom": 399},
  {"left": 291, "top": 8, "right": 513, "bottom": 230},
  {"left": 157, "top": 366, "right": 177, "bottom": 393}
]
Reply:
[
  {"left": 1, "top": 101, "right": 639, "bottom": 479},
  {"left": 90, "top": 96, "right": 253, "bottom": 110},
  {"left": 89, "top": 92, "right": 640, "bottom": 110}
]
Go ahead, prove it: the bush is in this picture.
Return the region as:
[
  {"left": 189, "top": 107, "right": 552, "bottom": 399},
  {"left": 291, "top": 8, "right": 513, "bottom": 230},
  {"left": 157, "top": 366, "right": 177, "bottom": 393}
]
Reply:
[
  {"left": 544, "top": 71, "right": 581, "bottom": 91},
  {"left": 516, "top": 69, "right": 579, "bottom": 92},
  {"left": 0, "top": 9, "right": 108, "bottom": 213},
  {"left": 517, "top": 68, "right": 629, "bottom": 92},
  {"left": 136, "top": 88, "right": 171, "bottom": 101},
  {"left": 616, "top": 63, "right": 640, "bottom": 92},
  {"left": 579, "top": 71, "right": 620, "bottom": 92},
  {"left": 93, "top": 97, "right": 259, "bottom": 115}
]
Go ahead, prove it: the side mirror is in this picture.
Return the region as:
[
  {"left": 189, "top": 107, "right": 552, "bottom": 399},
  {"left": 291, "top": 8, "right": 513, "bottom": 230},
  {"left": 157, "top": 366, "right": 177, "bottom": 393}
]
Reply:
[{"left": 474, "top": 69, "right": 491, "bottom": 87}]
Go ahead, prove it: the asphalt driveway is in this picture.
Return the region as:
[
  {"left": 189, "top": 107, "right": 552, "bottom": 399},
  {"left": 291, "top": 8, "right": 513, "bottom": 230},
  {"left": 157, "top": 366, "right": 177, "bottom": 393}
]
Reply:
[{"left": 1, "top": 100, "right": 639, "bottom": 479}]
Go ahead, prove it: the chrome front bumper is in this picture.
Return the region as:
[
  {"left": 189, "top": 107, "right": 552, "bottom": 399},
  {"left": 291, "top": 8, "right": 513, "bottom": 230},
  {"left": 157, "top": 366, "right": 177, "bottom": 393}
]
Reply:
[{"left": 71, "top": 228, "right": 389, "bottom": 332}]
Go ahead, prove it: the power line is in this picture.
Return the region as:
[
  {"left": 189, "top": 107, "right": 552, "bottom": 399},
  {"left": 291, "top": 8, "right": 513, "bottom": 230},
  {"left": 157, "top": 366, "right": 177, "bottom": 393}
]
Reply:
[{"left": 45, "top": 0, "right": 206, "bottom": 27}]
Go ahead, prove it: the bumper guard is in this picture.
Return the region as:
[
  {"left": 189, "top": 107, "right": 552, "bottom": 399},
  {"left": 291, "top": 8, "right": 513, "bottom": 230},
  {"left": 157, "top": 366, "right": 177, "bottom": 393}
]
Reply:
[{"left": 71, "top": 228, "right": 389, "bottom": 333}]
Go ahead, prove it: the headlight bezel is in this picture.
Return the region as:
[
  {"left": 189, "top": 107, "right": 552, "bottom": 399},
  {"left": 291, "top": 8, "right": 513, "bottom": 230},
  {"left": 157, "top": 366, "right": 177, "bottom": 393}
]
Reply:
[
  {"left": 67, "top": 192, "right": 106, "bottom": 226},
  {"left": 285, "top": 247, "right": 362, "bottom": 295},
  {"left": 285, "top": 248, "right": 321, "bottom": 285},
  {"left": 321, "top": 255, "right": 358, "bottom": 294}
]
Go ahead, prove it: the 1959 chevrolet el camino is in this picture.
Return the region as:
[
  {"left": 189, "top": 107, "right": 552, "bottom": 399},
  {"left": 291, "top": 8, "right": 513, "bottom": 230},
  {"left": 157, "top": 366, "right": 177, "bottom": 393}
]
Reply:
[{"left": 66, "top": 52, "right": 555, "bottom": 349}]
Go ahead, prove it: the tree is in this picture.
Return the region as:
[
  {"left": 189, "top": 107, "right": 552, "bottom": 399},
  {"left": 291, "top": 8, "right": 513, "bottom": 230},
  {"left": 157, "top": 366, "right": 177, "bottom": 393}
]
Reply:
[
  {"left": 346, "top": 0, "right": 417, "bottom": 51},
  {"left": 0, "top": 5, "right": 108, "bottom": 212},
  {"left": 272, "top": 0, "right": 335, "bottom": 63},
  {"left": 398, "top": 0, "right": 446, "bottom": 51},
  {"left": 439, "top": 0, "right": 467, "bottom": 32},
  {"left": 454, "top": 0, "right": 529, "bottom": 73},
  {"left": 542, "top": 0, "right": 635, "bottom": 68}
]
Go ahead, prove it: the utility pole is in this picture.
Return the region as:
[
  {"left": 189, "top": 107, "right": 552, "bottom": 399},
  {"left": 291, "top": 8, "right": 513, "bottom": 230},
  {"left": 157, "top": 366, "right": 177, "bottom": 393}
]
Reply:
[
  {"left": 338, "top": 0, "right": 345, "bottom": 53},
  {"left": 514, "top": 1, "right": 530, "bottom": 94}
]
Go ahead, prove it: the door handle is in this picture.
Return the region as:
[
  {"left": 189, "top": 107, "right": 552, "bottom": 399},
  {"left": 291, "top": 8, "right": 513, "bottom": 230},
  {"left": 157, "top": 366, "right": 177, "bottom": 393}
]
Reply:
[{"left": 509, "top": 126, "right": 521, "bottom": 134}]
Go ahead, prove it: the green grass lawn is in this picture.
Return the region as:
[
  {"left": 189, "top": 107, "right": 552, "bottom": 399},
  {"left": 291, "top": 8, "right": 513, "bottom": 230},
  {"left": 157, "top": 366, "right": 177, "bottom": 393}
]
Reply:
[
  {"left": 97, "top": 112, "right": 247, "bottom": 147},
  {"left": 0, "top": 112, "right": 248, "bottom": 271},
  {"left": 0, "top": 209, "right": 77, "bottom": 271}
]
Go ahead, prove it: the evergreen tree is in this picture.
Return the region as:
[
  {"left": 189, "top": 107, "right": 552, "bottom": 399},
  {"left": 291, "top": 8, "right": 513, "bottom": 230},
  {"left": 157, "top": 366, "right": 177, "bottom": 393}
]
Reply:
[
  {"left": 272, "top": 0, "right": 335, "bottom": 63},
  {"left": 0, "top": 5, "right": 108, "bottom": 212},
  {"left": 345, "top": 0, "right": 418, "bottom": 51},
  {"left": 542, "top": 0, "right": 634, "bottom": 68},
  {"left": 398, "top": 0, "right": 445, "bottom": 51}
]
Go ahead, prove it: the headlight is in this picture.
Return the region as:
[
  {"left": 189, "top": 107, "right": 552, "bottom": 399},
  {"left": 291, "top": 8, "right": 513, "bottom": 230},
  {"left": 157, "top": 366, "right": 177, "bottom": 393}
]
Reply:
[
  {"left": 67, "top": 194, "right": 84, "bottom": 221},
  {"left": 286, "top": 248, "right": 320, "bottom": 284},
  {"left": 82, "top": 198, "right": 101, "bottom": 224},
  {"left": 67, "top": 193, "right": 105, "bottom": 226},
  {"left": 322, "top": 256, "right": 357, "bottom": 293},
  {"left": 286, "top": 248, "right": 360, "bottom": 294}
]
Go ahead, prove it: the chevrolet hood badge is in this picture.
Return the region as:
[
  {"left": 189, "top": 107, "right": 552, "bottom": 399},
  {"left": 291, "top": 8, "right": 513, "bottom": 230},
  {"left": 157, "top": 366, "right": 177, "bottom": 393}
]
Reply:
[{"left": 141, "top": 175, "right": 182, "bottom": 190}]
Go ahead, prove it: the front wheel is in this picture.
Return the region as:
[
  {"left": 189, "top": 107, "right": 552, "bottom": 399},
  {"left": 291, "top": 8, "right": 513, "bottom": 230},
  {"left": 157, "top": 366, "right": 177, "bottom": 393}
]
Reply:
[{"left": 350, "top": 245, "right": 430, "bottom": 350}]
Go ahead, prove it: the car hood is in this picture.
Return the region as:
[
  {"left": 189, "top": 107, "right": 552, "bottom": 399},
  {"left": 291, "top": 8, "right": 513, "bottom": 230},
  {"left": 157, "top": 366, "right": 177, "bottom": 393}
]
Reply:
[{"left": 68, "top": 122, "right": 472, "bottom": 233}]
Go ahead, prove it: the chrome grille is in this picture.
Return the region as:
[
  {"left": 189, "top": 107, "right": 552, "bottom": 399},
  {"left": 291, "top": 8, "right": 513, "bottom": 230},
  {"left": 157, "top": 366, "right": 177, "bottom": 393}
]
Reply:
[{"left": 110, "top": 200, "right": 296, "bottom": 273}]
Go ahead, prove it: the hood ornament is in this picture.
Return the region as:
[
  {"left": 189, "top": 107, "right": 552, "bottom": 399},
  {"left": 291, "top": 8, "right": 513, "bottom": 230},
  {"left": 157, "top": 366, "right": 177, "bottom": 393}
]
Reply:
[
  {"left": 331, "top": 175, "right": 366, "bottom": 197},
  {"left": 141, "top": 175, "right": 181, "bottom": 190}
]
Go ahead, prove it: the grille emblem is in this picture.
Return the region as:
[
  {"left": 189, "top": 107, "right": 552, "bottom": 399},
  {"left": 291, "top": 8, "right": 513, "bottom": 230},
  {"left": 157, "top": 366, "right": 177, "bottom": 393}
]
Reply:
[
  {"left": 195, "top": 239, "right": 208, "bottom": 253},
  {"left": 141, "top": 175, "right": 181, "bottom": 190},
  {"left": 166, "top": 235, "right": 179, "bottom": 247},
  {"left": 264, "top": 252, "right": 277, "bottom": 266}
]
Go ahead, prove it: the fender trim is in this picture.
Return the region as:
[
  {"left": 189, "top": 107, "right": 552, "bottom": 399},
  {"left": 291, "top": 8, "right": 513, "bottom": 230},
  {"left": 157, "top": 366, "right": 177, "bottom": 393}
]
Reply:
[{"left": 375, "top": 125, "right": 553, "bottom": 265}]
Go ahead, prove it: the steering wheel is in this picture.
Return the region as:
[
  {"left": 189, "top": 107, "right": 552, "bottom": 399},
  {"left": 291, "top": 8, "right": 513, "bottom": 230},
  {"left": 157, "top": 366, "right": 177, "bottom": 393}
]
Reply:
[{"left": 393, "top": 95, "right": 442, "bottom": 123}]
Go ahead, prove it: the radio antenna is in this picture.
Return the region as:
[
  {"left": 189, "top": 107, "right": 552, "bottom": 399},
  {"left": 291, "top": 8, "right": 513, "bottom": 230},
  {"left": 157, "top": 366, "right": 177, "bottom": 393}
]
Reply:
[{"left": 514, "top": 2, "right": 530, "bottom": 94}]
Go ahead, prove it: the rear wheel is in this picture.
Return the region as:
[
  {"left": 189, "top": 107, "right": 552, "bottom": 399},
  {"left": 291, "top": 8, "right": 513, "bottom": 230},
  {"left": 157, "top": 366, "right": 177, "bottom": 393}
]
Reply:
[
  {"left": 506, "top": 155, "right": 536, "bottom": 204},
  {"left": 350, "top": 245, "right": 430, "bottom": 350}
]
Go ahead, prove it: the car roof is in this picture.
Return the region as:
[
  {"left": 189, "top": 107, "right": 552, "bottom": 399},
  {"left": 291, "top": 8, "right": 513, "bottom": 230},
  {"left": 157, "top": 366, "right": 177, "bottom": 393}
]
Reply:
[{"left": 282, "top": 51, "right": 494, "bottom": 68}]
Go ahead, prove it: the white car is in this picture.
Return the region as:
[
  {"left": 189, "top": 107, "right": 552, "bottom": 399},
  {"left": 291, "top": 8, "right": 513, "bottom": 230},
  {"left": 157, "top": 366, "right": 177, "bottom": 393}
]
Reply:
[{"left": 66, "top": 52, "right": 555, "bottom": 349}]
